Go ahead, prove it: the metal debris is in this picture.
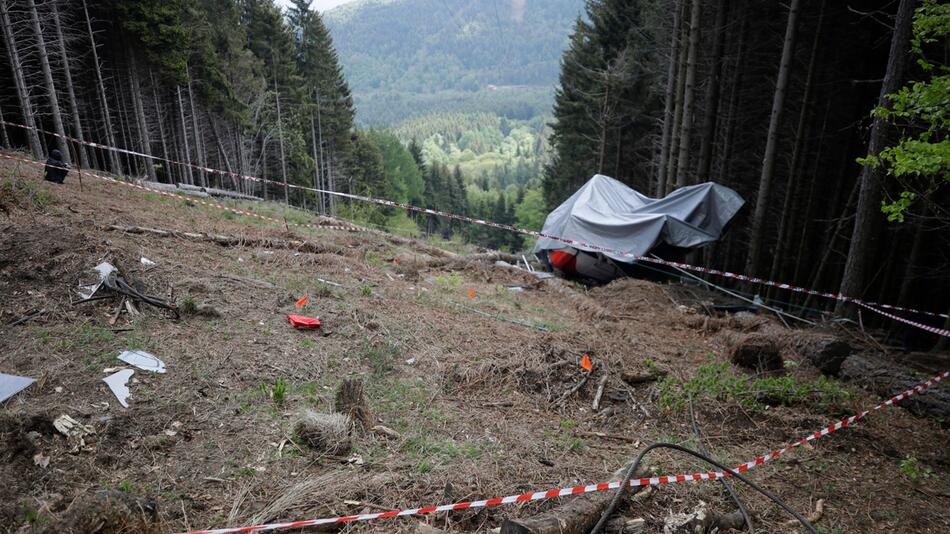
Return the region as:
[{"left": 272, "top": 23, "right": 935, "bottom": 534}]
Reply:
[
  {"left": 117, "top": 350, "right": 166, "bottom": 373},
  {"left": 103, "top": 369, "right": 134, "bottom": 408},
  {"left": 0, "top": 373, "right": 36, "bottom": 403}
]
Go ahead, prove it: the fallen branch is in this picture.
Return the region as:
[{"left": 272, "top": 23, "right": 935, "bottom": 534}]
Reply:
[
  {"left": 6, "top": 308, "right": 46, "bottom": 327},
  {"left": 592, "top": 375, "right": 609, "bottom": 411},
  {"left": 784, "top": 499, "right": 824, "bottom": 527},
  {"left": 107, "top": 224, "right": 334, "bottom": 255},
  {"left": 574, "top": 430, "right": 638, "bottom": 444}
]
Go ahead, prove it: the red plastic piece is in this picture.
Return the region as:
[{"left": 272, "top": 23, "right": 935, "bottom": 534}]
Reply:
[{"left": 287, "top": 314, "right": 321, "bottom": 329}]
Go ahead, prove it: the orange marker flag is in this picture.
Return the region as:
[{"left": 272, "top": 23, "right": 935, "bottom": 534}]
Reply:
[
  {"left": 580, "top": 354, "right": 593, "bottom": 372},
  {"left": 467, "top": 288, "right": 476, "bottom": 300},
  {"left": 295, "top": 295, "right": 309, "bottom": 309}
]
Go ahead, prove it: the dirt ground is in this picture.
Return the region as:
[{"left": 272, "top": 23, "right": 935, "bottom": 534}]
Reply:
[{"left": 1, "top": 155, "right": 949, "bottom": 534}]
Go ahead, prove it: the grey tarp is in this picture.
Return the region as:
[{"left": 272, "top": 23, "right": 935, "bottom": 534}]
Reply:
[{"left": 533, "top": 175, "right": 745, "bottom": 263}]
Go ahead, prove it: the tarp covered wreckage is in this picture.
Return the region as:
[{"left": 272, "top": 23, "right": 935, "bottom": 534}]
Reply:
[{"left": 534, "top": 175, "right": 745, "bottom": 282}]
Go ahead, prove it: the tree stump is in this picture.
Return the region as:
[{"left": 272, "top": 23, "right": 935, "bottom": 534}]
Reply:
[
  {"left": 728, "top": 334, "right": 783, "bottom": 372},
  {"left": 335, "top": 378, "right": 374, "bottom": 429}
]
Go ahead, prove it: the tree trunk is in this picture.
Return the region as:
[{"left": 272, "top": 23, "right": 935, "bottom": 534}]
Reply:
[
  {"left": 185, "top": 64, "right": 206, "bottom": 187},
  {"left": 82, "top": 0, "right": 121, "bottom": 175},
  {"left": 316, "top": 98, "right": 328, "bottom": 213},
  {"left": 0, "top": 104, "right": 9, "bottom": 147},
  {"left": 1, "top": 0, "right": 43, "bottom": 158},
  {"left": 113, "top": 75, "right": 135, "bottom": 175},
  {"left": 176, "top": 85, "right": 194, "bottom": 185},
  {"left": 26, "top": 0, "right": 69, "bottom": 162},
  {"left": 51, "top": 1, "right": 88, "bottom": 168},
  {"left": 149, "top": 69, "right": 172, "bottom": 183},
  {"left": 310, "top": 107, "right": 323, "bottom": 213},
  {"left": 804, "top": 180, "right": 859, "bottom": 311},
  {"left": 129, "top": 54, "right": 156, "bottom": 181},
  {"left": 275, "top": 83, "right": 289, "bottom": 204},
  {"left": 718, "top": 10, "right": 746, "bottom": 186},
  {"left": 768, "top": 0, "right": 825, "bottom": 288},
  {"left": 696, "top": 0, "right": 728, "bottom": 180},
  {"left": 836, "top": 0, "right": 918, "bottom": 316},
  {"left": 744, "top": 0, "right": 801, "bottom": 276},
  {"left": 656, "top": 0, "right": 683, "bottom": 196},
  {"left": 791, "top": 97, "right": 833, "bottom": 289},
  {"left": 673, "top": 0, "right": 702, "bottom": 188},
  {"left": 665, "top": 10, "right": 690, "bottom": 194}
]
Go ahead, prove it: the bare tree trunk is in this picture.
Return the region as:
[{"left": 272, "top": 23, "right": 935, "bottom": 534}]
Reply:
[
  {"left": 0, "top": 104, "right": 9, "bottom": 147},
  {"left": 837, "top": 0, "right": 918, "bottom": 316},
  {"left": 316, "top": 98, "right": 327, "bottom": 213},
  {"left": 310, "top": 107, "right": 322, "bottom": 213},
  {"left": 113, "top": 74, "right": 136, "bottom": 174},
  {"left": 745, "top": 0, "right": 801, "bottom": 276},
  {"left": 275, "top": 82, "right": 289, "bottom": 204},
  {"left": 51, "top": 1, "right": 88, "bottom": 168},
  {"left": 597, "top": 74, "right": 609, "bottom": 174},
  {"left": 27, "top": 0, "right": 69, "bottom": 162},
  {"left": 791, "top": 97, "right": 833, "bottom": 289},
  {"left": 804, "top": 180, "right": 859, "bottom": 311},
  {"left": 82, "top": 0, "right": 121, "bottom": 174},
  {"left": 1, "top": 0, "right": 43, "bottom": 158},
  {"left": 148, "top": 69, "right": 172, "bottom": 183},
  {"left": 176, "top": 85, "right": 194, "bottom": 185},
  {"left": 665, "top": 11, "right": 690, "bottom": 193},
  {"left": 185, "top": 64, "right": 206, "bottom": 187},
  {"left": 656, "top": 0, "right": 683, "bottom": 196},
  {"left": 696, "top": 0, "right": 728, "bottom": 180},
  {"left": 128, "top": 54, "right": 156, "bottom": 181},
  {"left": 673, "top": 0, "right": 702, "bottom": 188},
  {"left": 719, "top": 11, "right": 746, "bottom": 186},
  {"left": 768, "top": 0, "right": 824, "bottom": 288}
]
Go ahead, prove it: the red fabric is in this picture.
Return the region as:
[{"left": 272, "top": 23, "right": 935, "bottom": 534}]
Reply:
[
  {"left": 287, "top": 314, "right": 321, "bottom": 329},
  {"left": 549, "top": 250, "right": 577, "bottom": 275}
]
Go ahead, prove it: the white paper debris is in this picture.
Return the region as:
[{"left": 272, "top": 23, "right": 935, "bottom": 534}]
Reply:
[
  {"left": 103, "top": 369, "right": 134, "bottom": 408},
  {"left": 405, "top": 358, "right": 417, "bottom": 365},
  {"left": 117, "top": 350, "right": 166, "bottom": 373},
  {"left": 0, "top": 373, "right": 36, "bottom": 403},
  {"left": 140, "top": 257, "right": 157, "bottom": 266}
]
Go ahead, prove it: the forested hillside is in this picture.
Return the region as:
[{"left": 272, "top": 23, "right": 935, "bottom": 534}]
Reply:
[
  {"left": 0, "top": 0, "right": 354, "bottom": 212},
  {"left": 325, "top": 0, "right": 585, "bottom": 124},
  {"left": 544, "top": 0, "right": 949, "bottom": 322}
]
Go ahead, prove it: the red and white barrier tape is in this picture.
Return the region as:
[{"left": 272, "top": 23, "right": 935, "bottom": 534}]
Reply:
[
  {"left": 181, "top": 370, "right": 949, "bottom": 533},
  {"left": 3, "top": 119, "right": 945, "bottom": 322},
  {"left": 3, "top": 141, "right": 947, "bottom": 531},
  {"left": 0, "top": 152, "right": 365, "bottom": 235},
  {"left": 4, "top": 149, "right": 947, "bottom": 338}
]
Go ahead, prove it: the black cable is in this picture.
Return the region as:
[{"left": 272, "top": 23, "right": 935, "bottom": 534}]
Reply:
[
  {"left": 689, "top": 398, "right": 754, "bottom": 533},
  {"left": 589, "top": 442, "right": 818, "bottom": 534}
]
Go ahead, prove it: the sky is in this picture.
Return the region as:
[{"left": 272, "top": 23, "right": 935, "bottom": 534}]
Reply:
[{"left": 275, "top": 0, "right": 358, "bottom": 12}]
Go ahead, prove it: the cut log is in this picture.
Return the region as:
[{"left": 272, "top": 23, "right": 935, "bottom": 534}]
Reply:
[
  {"left": 621, "top": 371, "right": 667, "bottom": 385},
  {"left": 500, "top": 464, "right": 649, "bottom": 534},
  {"left": 840, "top": 354, "right": 950, "bottom": 425}
]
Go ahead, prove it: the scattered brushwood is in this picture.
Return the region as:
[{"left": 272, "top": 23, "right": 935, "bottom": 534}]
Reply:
[
  {"left": 334, "top": 378, "right": 374, "bottom": 429},
  {"left": 727, "top": 333, "right": 783, "bottom": 372},
  {"left": 75, "top": 262, "right": 178, "bottom": 318},
  {"left": 37, "top": 490, "right": 159, "bottom": 534},
  {"left": 294, "top": 411, "right": 353, "bottom": 455},
  {"left": 662, "top": 502, "right": 745, "bottom": 533},
  {"left": 106, "top": 224, "right": 335, "bottom": 255}
]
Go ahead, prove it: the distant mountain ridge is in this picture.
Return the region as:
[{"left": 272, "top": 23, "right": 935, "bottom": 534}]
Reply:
[{"left": 324, "top": 0, "right": 585, "bottom": 124}]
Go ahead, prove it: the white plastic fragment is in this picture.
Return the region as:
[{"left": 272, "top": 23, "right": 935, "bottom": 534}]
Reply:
[
  {"left": 117, "top": 350, "right": 166, "bottom": 373},
  {"left": 103, "top": 369, "right": 134, "bottom": 408},
  {"left": 140, "top": 256, "right": 157, "bottom": 266},
  {"left": 0, "top": 373, "right": 35, "bottom": 403}
]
